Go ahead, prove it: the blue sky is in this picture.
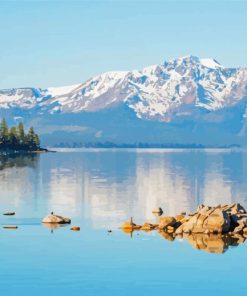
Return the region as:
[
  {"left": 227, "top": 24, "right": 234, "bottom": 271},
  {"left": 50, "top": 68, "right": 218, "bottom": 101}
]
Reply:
[{"left": 0, "top": 0, "right": 246, "bottom": 88}]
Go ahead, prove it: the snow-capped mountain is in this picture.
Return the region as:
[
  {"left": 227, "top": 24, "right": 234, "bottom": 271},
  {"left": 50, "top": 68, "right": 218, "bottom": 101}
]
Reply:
[
  {"left": 1, "top": 55, "right": 247, "bottom": 121},
  {"left": 1, "top": 55, "right": 247, "bottom": 146}
]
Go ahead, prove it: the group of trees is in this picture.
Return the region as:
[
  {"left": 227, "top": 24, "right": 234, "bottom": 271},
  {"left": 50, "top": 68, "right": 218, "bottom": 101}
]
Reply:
[{"left": 0, "top": 118, "right": 40, "bottom": 151}]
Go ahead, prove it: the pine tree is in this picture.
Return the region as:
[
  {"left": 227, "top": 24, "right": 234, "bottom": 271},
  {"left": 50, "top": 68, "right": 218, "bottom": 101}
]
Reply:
[
  {"left": 0, "top": 118, "right": 41, "bottom": 151},
  {"left": 9, "top": 127, "right": 18, "bottom": 146},
  {"left": 0, "top": 118, "right": 9, "bottom": 146},
  {"left": 27, "top": 127, "right": 38, "bottom": 149},
  {"left": 17, "top": 122, "right": 25, "bottom": 146}
]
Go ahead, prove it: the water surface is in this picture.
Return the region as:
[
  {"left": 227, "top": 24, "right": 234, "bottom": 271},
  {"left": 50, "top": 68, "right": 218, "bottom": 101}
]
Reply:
[{"left": 0, "top": 149, "right": 247, "bottom": 295}]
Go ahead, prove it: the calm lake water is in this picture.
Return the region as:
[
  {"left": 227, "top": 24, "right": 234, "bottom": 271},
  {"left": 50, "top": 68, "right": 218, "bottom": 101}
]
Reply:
[{"left": 1, "top": 149, "right": 247, "bottom": 295}]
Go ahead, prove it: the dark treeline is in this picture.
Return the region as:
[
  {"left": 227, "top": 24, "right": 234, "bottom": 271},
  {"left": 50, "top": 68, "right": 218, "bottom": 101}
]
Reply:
[{"left": 0, "top": 118, "right": 41, "bottom": 151}]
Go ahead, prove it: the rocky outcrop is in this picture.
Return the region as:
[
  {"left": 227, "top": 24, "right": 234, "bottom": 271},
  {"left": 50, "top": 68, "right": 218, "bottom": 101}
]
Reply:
[
  {"left": 121, "top": 203, "right": 247, "bottom": 253},
  {"left": 42, "top": 214, "right": 71, "bottom": 224}
]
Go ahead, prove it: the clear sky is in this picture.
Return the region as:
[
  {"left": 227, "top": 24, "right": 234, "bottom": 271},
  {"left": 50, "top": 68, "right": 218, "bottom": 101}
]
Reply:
[{"left": 0, "top": 0, "right": 246, "bottom": 89}]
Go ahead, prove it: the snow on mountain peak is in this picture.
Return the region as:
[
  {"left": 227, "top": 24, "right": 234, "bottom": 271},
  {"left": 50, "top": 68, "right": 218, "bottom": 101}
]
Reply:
[
  {"left": 200, "top": 58, "right": 222, "bottom": 69},
  {"left": 0, "top": 56, "right": 247, "bottom": 122}
]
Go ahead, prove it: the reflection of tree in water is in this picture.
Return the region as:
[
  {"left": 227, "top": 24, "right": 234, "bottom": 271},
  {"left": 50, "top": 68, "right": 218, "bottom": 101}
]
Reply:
[{"left": 0, "top": 153, "right": 39, "bottom": 170}]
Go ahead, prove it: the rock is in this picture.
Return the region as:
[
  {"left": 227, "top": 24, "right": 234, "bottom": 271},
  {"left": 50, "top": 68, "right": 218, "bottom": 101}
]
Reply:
[
  {"left": 121, "top": 217, "right": 141, "bottom": 231},
  {"left": 42, "top": 214, "right": 71, "bottom": 224},
  {"left": 175, "top": 214, "right": 185, "bottom": 222},
  {"left": 175, "top": 224, "right": 184, "bottom": 234},
  {"left": 141, "top": 222, "right": 156, "bottom": 231},
  {"left": 3, "top": 212, "right": 15, "bottom": 216},
  {"left": 206, "top": 208, "right": 230, "bottom": 233},
  {"left": 152, "top": 208, "right": 163, "bottom": 217},
  {"left": 71, "top": 226, "right": 80, "bottom": 231},
  {"left": 159, "top": 231, "right": 174, "bottom": 241},
  {"left": 181, "top": 207, "right": 230, "bottom": 234},
  {"left": 233, "top": 218, "right": 247, "bottom": 233},
  {"left": 158, "top": 216, "right": 176, "bottom": 230},
  {"left": 167, "top": 226, "right": 175, "bottom": 233},
  {"left": 3, "top": 225, "right": 18, "bottom": 229},
  {"left": 152, "top": 207, "right": 163, "bottom": 214}
]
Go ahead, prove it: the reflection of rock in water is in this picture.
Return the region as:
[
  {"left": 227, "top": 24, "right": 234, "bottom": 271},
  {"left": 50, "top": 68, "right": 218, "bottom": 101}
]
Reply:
[
  {"left": 0, "top": 153, "right": 39, "bottom": 170},
  {"left": 42, "top": 223, "right": 70, "bottom": 232},
  {"left": 182, "top": 233, "right": 245, "bottom": 254}
]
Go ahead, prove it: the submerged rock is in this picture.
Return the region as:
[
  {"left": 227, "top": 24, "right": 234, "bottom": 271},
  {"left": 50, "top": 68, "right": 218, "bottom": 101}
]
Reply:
[{"left": 42, "top": 214, "right": 71, "bottom": 224}]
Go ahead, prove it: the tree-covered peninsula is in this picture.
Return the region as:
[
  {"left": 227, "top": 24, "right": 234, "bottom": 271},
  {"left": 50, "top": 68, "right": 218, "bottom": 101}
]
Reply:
[{"left": 0, "top": 118, "right": 44, "bottom": 152}]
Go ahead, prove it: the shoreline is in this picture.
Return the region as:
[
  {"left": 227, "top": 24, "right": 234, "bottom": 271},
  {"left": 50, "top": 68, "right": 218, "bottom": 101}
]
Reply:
[{"left": 0, "top": 148, "right": 52, "bottom": 156}]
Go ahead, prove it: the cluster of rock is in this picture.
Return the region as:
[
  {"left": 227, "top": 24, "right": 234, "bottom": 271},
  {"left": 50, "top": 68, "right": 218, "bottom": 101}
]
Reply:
[{"left": 121, "top": 203, "right": 247, "bottom": 253}]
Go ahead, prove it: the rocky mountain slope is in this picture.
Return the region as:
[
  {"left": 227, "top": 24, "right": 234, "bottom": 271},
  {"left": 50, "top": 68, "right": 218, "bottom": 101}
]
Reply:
[{"left": 0, "top": 55, "right": 247, "bottom": 146}]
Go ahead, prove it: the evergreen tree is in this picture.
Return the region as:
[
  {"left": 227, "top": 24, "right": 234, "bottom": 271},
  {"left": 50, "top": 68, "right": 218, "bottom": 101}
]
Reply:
[
  {"left": 0, "top": 118, "right": 41, "bottom": 151},
  {"left": 17, "top": 122, "right": 25, "bottom": 145},
  {"left": 9, "top": 127, "right": 18, "bottom": 146},
  {"left": 26, "top": 127, "right": 40, "bottom": 149},
  {"left": 0, "top": 118, "right": 9, "bottom": 145}
]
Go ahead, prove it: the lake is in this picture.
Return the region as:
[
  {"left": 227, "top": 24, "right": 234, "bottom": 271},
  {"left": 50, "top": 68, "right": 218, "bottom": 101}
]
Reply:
[{"left": 0, "top": 148, "right": 247, "bottom": 295}]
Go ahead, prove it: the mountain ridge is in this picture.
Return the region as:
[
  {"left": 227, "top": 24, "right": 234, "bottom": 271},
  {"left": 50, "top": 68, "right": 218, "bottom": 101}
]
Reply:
[{"left": 1, "top": 55, "right": 247, "bottom": 146}]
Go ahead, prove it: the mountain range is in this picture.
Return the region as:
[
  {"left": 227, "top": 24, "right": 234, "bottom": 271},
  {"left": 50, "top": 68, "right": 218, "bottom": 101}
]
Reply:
[{"left": 1, "top": 55, "right": 247, "bottom": 146}]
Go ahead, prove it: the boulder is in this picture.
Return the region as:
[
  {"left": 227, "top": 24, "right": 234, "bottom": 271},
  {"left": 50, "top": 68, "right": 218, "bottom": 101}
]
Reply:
[
  {"left": 42, "top": 214, "right": 71, "bottom": 224},
  {"left": 222, "top": 203, "right": 246, "bottom": 216},
  {"left": 167, "top": 226, "right": 175, "bottom": 233},
  {"left": 233, "top": 218, "right": 247, "bottom": 233},
  {"left": 141, "top": 222, "right": 156, "bottom": 231},
  {"left": 158, "top": 216, "right": 176, "bottom": 230},
  {"left": 178, "top": 207, "right": 230, "bottom": 234},
  {"left": 175, "top": 214, "right": 185, "bottom": 222},
  {"left": 205, "top": 208, "right": 230, "bottom": 233}
]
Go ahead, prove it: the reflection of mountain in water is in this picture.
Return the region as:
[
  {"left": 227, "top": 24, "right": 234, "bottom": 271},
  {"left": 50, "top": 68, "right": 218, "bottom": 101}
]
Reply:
[
  {"left": 1, "top": 150, "right": 247, "bottom": 229},
  {"left": 40, "top": 150, "right": 247, "bottom": 228}
]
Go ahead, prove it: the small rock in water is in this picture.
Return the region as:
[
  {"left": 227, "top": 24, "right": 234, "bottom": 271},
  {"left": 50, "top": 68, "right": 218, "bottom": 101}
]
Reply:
[
  {"left": 3, "top": 225, "right": 18, "bottom": 229},
  {"left": 42, "top": 214, "right": 71, "bottom": 224},
  {"left": 108, "top": 230, "right": 112, "bottom": 233},
  {"left": 152, "top": 207, "right": 163, "bottom": 216},
  {"left": 120, "top": 217, "right": 141, "bottom": 231},
  {"left": 3, "top": 212, "right": 15, "bottom": 216},
  {"left": 70, "top": 226, "right": 80, "bottom": 231}
]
